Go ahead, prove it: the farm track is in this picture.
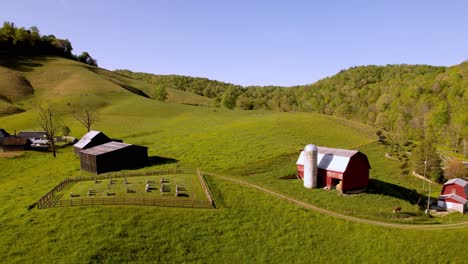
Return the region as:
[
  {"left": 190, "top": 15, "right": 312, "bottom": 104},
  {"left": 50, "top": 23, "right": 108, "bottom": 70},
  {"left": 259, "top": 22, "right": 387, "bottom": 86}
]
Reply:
[{"left": 204, "top": 172, "right": 468, "bottom": 230}]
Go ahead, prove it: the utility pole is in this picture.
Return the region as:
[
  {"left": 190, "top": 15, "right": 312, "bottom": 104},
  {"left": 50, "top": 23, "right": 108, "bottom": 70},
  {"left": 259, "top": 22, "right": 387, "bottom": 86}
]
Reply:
[{"left": 424, "top": 156, "right": 430, "bottom": 214}]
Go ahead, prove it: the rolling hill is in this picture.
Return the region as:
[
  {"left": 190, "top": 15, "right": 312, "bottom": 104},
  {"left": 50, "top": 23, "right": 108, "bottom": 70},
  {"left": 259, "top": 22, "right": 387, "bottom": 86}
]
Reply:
[
  {"left": 117, "top": 62, "right": 468, "bottom": 156},
  {"left": 0, "top": 55, "right": 467, "bottom": 263},
  {"left": 0, "top": 56, "right": 211, "bottom": 118}
]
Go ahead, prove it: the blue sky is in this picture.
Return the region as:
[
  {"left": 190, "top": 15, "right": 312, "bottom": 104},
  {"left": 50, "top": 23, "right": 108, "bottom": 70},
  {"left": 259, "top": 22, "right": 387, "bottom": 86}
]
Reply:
[{"left": 2, "top": 0, "right": 467, "bottom": 86}]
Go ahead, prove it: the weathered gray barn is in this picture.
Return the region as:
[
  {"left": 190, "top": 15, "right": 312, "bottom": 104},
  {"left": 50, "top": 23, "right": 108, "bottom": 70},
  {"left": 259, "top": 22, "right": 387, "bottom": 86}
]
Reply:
[
  {"left": 73, "top": 130, "right": 112, "bottom": 155},
  {"left": 80, "top": 141, "right": 149, "bottom": 174},
  {"left": 1, "top": 137, "right": 31, "bottom": 152}
]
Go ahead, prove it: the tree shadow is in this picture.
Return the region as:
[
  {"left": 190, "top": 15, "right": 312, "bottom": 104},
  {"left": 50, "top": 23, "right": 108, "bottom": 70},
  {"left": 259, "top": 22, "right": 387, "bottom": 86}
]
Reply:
[
  {"left": 367, "top": 179, "right": 429, "bottom": 207},
  {"left": 0, "top": 56, "right": 52, "bottom": 72},
  {"left": 279, "top": 173, "right": 299, "bottom": 180},
  {"left": 148, "top": 156, "right": 178, "bottom": 166}
]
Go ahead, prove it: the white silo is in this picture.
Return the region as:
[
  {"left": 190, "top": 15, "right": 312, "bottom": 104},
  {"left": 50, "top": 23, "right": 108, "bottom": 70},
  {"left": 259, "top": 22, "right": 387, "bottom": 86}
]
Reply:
[{"left": 303, "top": 144, "right": 318, "bottom": 188}]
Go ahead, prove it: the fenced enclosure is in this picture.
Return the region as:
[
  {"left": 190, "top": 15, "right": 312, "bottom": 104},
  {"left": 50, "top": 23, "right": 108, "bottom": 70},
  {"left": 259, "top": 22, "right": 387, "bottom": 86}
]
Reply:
[{"left": 36, "top": 168, "right": 214, "bottom": 209}]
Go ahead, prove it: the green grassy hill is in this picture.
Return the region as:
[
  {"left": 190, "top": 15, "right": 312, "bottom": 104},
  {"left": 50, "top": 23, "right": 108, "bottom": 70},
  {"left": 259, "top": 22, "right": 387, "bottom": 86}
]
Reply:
[
  {"left": 0, "top": 56, "right": 467, "bottom": 263},
  {"left": 0, "top": 56, "right": 211, "bottom": 117},
  {"left": 118, "top": 63, "right": 468, "bottom": 156}
]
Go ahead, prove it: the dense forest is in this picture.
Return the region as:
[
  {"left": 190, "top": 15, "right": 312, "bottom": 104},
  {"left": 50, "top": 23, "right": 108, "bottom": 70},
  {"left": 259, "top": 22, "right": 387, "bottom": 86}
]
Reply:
[
  {"left": 0, "top": 21, "right": 97, "bottom": 66},
  {"left": 116, "top": 63, "right": 467, "bottom": 161}
]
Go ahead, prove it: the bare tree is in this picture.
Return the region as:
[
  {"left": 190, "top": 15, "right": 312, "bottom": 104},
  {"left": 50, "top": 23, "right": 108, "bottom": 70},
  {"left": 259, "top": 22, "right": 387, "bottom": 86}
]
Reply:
[
  {"left": 73, "top": 104, "right": 98, "bottom": 132},
  {"left": 38, "top": 106, "right": 60, "bottom": 157}
]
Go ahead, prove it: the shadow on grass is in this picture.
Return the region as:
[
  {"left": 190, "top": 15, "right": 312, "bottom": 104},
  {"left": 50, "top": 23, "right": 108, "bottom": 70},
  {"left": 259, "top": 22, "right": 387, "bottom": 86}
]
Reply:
[
  {"left": 367, "top": 179, "right": 429, "bottom": 208},
  {"left": 149, "top": 156, "right": 178, "bottom": 166},
  {"left": 279, "top": 173, "right": 299, "bottom": 180},
  {"left": 0, "top": 55, "right": 52, "bottom": 72}
]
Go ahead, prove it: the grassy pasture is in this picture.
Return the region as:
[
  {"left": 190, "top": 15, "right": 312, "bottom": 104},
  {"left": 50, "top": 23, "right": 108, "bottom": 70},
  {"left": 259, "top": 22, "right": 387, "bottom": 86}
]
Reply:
[
  {"left": 0, "top": 57, "right": 467, "bottom": 262},
  {"left": 221, "top": 142, "right": 468, "bottom": 224},
  {"left": 62, "top": 174, "right": 208, "bottom": 201}
]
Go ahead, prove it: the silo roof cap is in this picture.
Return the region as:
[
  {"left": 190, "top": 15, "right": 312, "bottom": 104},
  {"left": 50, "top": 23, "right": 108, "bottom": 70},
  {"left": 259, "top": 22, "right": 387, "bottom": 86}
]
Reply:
[{"left": 304, "top": 144, "right": 318, "bottom": 152}]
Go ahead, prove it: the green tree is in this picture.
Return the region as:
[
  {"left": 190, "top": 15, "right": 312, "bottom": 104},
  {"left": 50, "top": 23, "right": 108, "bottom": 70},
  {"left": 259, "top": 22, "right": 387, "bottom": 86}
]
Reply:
[
  {"left": 412, "top": 131, "right": 443, "bottom": 182},
  {"left": 0, "top": 21, "right": 16, "bottom": 41},
  {"left": 61, "top": 126, "right": 71, "bottom": 137},
  {"left": 78, "top": 51, "right": 98, "bottom": 66},
  {"left": 221, "top": 86, "right": 237, "bottom": 109},
  {"left": 153, "top": 84, "right": 168, "bottom": 102},
  {"left": 28, "top": 26, "right": 40, "bottom": 46},
  {"left": 13, "top": 27, "right": 29, "bottom": 45},
  {"left": 51, "top": 38, "right": 72, "bottom": 54}
]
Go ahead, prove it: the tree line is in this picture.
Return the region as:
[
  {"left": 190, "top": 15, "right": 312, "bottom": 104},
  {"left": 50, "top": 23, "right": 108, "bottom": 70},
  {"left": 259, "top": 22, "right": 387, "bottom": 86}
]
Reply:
[
  {"left": 116, "top": 63, "right": 467, "bottom": 181},
  {"left": 116, "top": 63, "right": 466, "bottom": 151},
  {"left": 0, "top": 21, "right": 97, "bottom": 66}
]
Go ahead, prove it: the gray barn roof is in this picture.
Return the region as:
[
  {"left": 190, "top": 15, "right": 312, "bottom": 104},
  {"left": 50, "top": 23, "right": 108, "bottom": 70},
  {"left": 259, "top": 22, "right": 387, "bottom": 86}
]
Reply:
[
  {"left": 80, "top": 141, "right": 145, "bottom": 156},
  {"left": 74, "top": 130, "right": 104, "bottom": 149},
  {"left": 444, "top": 178, "right": 468, "bottom": 187},
  {"left": 17, "top": 131, "right": 46, "bottom": 139},
  {"left": 296, "top": 146, "right": 366, "bottom": 173},
  {"left": 438, "top": 194, "right": 467, "bottom": 204}
]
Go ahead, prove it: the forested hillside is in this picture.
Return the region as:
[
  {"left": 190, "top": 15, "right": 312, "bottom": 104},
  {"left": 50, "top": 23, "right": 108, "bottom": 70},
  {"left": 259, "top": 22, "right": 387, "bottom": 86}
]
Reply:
[
  {"left": 0, "top": 21, "right": 97, "bottom": 66},
  {"left": 117, "top": 63, "right": 467, "bottom": 157}
]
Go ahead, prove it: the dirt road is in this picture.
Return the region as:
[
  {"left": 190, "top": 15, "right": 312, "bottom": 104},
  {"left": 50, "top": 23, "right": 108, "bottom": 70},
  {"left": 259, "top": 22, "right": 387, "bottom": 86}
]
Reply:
[{"left": 204, "top": 172, "right": 468, "bottom": 230}]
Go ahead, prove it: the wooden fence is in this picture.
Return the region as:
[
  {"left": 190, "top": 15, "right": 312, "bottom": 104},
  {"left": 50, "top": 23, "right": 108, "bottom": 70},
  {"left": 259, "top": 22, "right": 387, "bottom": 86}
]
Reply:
[
  {"left": 53, "top": 197, "right": 212, "bottom": 208},
  {"left": 75, "top": 168, "right": 184, "bottom": 182},
  {"left": 197, "top": 168, "right": 214, "bottom": 207},
  {"left": 36, "top": 169, "right": 213, "bottom": 209},
  {"left": 37, "top": 178, "right": 74, "bottom": 209}
]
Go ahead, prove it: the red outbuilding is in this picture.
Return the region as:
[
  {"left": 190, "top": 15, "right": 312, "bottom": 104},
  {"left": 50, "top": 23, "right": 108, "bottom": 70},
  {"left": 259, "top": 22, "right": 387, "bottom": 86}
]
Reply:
[
  {"left": 437, "top": 178, "right": 468, "bottom": 213},
  {"left": 296, "top": 146, "right": 370, "bottom": 193}
]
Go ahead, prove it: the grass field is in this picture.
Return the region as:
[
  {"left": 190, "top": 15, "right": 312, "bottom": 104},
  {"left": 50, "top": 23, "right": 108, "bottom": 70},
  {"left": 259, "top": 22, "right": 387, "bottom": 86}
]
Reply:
[
  {"left": 0, "top": 56, "right": 467, "bottom": 263},
  {"left": 62, "top": 174, "right": 208, "bottom": 201}
]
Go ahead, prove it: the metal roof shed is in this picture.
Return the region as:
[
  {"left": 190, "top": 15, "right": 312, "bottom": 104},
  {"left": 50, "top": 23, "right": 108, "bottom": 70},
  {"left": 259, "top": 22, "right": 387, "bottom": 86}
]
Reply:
[
  {"left": 80, "top": 141, "right": 149, "bottom": 174},
  {"left": 73, "top": 130, "right": 112, "bottom": 155}
]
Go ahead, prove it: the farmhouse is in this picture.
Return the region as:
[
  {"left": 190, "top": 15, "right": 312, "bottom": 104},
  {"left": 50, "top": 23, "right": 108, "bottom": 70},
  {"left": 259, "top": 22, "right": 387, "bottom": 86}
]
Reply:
[
  {"left": 296, "top": 145, "right": 370, "bottom": 193},
  {"left": 437, "top": 178, "right": 468, "bottom": 213},
  {"left": 73, "top": 130, "right": 112, "bottom": 155},
  {"left": 17, "top": 131, "right": 49, "bottom": 149},
  {"left": 1, "top": 137, "right": 31, "bottom": 152},
  {"left": 80, "top": 141, "right": 149, "bottom": 174}
]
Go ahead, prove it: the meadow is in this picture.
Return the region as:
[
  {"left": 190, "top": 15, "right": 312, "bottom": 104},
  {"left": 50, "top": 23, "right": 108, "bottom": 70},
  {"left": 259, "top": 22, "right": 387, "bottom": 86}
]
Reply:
[
  {"left": 0, "top": 57, "right": 467, "bottom": 263},
  {"left": 65, "top": 174, "right": 205, "bottom": 200}
]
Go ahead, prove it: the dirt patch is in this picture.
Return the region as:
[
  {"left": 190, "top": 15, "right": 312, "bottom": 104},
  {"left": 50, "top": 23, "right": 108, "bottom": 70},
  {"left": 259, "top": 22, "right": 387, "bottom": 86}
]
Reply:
[{"left": 0, "top": 151, "right": 24, "bottom": 158}]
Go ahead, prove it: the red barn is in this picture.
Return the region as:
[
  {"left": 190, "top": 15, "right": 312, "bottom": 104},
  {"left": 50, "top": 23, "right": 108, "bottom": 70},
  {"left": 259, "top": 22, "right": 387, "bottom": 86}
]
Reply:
[
  {"left": 296, "top": 146, "right": 370, "bottom": 193},
  {"left": 437, "top": 178, "right": 468, "bottom": 213}
]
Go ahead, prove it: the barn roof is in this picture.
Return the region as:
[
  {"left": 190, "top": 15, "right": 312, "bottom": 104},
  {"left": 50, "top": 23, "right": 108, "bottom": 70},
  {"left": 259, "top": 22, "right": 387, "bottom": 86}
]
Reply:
[
  {"left": 0, "top": 129, "right": 10, "bottom": 137},
  {"left": 438, "top": 194, "right": 467, "bottom": 204},
  {"left": 444, "top": 178, "right": 468, "bottom": 187},
  {"left": 74, "top": 130, "right": 105, "bottom": 149},
  {"left": 80, "top": 141, "right": 141, "bottom": 156},
  {"left": 17, "top": 131, "right": 47, "bottom": 139},
  {"left": 296, "top": 146, "right": 367, "bottom": 173}
]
